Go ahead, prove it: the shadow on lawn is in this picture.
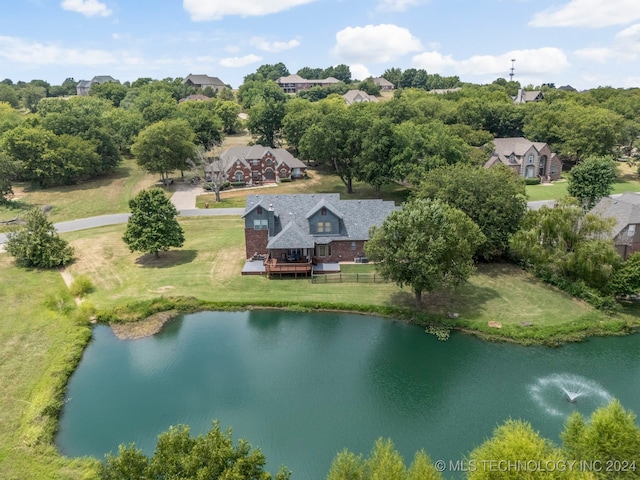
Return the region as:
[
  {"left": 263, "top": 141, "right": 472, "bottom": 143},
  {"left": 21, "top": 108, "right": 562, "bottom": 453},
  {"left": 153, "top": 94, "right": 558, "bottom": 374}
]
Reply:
[{"left": 135, "top": 249, "right": 197, "bottom": 268}]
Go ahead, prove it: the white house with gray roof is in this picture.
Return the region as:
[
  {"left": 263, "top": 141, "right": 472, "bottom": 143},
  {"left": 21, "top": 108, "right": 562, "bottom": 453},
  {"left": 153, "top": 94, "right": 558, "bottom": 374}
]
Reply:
[
  {"left": 591, "top": 192, "right": 640, "bottom": 259},
  {"left": 242, "top": 194, "right": 396, "bottom": 275}
]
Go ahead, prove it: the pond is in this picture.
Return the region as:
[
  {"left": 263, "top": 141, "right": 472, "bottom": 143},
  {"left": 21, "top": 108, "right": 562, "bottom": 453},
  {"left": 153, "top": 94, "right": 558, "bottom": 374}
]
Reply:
[{"left": 56, "top": 311, "right": 640, "bottom": 478}]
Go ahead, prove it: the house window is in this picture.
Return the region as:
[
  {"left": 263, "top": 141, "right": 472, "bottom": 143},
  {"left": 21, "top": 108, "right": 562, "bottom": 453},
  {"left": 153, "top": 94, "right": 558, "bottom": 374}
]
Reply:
[
  {"left": 280, "top": 168, "right": 287, "bottom": 178},
  {"left": 550, "top": 164, "right": 557, "bottom": 174},
  {"left": 509, "top": 154, "right": 515, "bottom": 163},
  {"left": 257, "top": 206, "right": 262, "bottom": 214},
  {"left": 253, "top": 219, "right": 268, "bottom": 230},
  {"left": 528, "top": 155, "right": 534, "bottom": 164},
  {"left": 321, "top": 207, "right": 327, "bottom": 215},
  {"left": 317, "top": 221, "right": 331, "bottom": 233},
  {"left": 351, "top": 242, "right": 356, "bottom": 250},
  {"left": 235, "top": 172, "right": 243, "bottom": 182},
  {"left": 316, "top": 244, "right": 332, "bottom": 257},
  {"left": 252, "top": 159, "right": 258, "bottom": 166},
  {"left": 266, "top": 158, "right": 272, "bottom": 165},
  {"left": 629, "top": 225, "right": 637, "bottom": 237}
]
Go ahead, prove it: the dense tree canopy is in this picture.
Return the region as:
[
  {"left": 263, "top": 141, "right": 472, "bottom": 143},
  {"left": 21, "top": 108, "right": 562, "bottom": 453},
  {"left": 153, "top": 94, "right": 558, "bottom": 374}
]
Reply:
[
  {"left": 366, "top": 198, "right": 484, "bottom": 305},
  {"left": 416, "top": 164, "right": 527, "bottom": 259},
  {"left": 131, "top": 119, "right": 196, "bottom": 183},
  {"left": 6, "top": 208, "right": 74, "bottom": 268},
  {"left": 122, "top": 188, "right": 185, "bottom": 258},
  {"left": 102, "top": 421, "right": 290, "bottom": 480}
]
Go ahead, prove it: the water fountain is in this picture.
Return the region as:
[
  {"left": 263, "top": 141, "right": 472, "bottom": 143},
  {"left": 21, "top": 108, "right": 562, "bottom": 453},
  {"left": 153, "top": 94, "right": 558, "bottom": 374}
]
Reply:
[{"left": 529, "top": 373, "right": 612, "bottom": 416}]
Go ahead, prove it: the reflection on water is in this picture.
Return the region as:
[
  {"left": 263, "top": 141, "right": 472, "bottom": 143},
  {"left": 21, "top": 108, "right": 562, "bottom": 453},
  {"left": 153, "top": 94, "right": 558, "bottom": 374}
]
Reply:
[{"left": 56, "top": 311, "right": 640, "bottom": 480}]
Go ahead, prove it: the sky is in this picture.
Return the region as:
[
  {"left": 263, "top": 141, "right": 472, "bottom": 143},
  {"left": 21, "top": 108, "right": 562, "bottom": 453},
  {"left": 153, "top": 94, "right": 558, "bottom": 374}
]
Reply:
[{"left": 1, "top": 0, "right": 640, "bottom": 90}]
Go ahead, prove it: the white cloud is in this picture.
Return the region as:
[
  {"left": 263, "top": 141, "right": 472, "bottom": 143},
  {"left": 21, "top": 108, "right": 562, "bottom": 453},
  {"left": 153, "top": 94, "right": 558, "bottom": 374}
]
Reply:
[
  {"left": 0, "top": 36, "right": 116, "bottom": 65},
  {"left": 574, "top": 23, "right": 640, "bottom": 63},
  {"left": 61, "top": 0, "right": 112, "bottom": 17},
  {"left": 219, "top": 54, "right": 262, "bottom": 68},
  {"left": 250, "top": 37, "right": 301, "bottom": 53},
  {"left": 530, "top": 0, "right": 640, "bottom": 27},
  {"left": 349, "top": 63, "right": 372, "bottom": 81},
  {"left": 183, "top": 0, "right": 316, "bottom": 21},
  {"left": 376, "top": 0, "right": 428, "bottom": 12},
  {"left": 333, "top": 24, "right": 422, "bottom": 63},
  {"left": 412, "top": 47, "right": 569, "bottom": 79}
]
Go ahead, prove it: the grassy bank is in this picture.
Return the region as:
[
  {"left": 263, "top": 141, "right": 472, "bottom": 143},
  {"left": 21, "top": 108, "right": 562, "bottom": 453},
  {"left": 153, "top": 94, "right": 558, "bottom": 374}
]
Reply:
[{"left": 1, "top": 216, "right": 639, "bottom": 478}]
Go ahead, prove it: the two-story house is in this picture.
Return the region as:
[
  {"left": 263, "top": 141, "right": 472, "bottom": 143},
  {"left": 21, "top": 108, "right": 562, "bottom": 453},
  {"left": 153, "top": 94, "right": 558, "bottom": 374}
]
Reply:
[
  {"left": 484, "top": 137, "right": 563, "bottom": 182},
  {"left": 242, "top": 194, "right": 397, "bottom": 276},
  {"left": 276, "top": 74, "right": 341, "bottom": 94},
  {"left": 204, "top": 146, "right": 307, "bottom": 185}
]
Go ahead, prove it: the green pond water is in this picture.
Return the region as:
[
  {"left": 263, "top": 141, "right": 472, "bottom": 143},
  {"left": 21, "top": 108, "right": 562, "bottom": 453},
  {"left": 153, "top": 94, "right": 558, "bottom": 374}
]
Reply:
[{"left": 56, "top": 311, "right": 640, "bottom": 478}]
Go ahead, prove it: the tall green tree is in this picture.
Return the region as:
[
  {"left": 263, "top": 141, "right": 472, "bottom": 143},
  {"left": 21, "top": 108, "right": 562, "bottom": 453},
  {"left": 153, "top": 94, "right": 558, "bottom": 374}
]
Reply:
[
  {"left": 416, "top": 164, "right": 527, "bottom": 259},
  {"left": 6, "top": 208, "right": 74, "bottom": 268},
  {"left": 122, "top": 188, "right": 184, "bottom": 258},
  {"left": 131, "top": 119, "right": 196, "bottom": 184},
  {"left": 511, "top": 199, "right": 620, "bottom": 292},
  {"left": 366, "top": 198, "right": 484, "bottom": 305},
  {"left": 567, "top": 156, "right": 619, "bottom": 209}
]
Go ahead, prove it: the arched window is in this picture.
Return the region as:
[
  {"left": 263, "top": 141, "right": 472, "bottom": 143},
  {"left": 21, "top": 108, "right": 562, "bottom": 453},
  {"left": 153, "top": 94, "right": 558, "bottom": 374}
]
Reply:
[
  {"left": 265, "top": 169, "right": 275, "bottom": 180},
  {"left": 235, "top": 171, "right": 243, "bottom": 182}
]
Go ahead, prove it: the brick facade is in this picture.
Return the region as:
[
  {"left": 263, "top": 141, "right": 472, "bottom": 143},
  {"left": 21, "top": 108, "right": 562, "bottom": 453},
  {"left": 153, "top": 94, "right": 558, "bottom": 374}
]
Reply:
[
  {"left": 315, "top": 240, "right": 366, "bottom": 262},
  {"left": 245, "top": 228, "right": 269, "bottom": 259}
]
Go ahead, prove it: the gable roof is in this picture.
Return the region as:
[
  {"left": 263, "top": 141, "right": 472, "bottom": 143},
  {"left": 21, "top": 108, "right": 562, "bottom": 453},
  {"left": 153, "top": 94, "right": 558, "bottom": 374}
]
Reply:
[
  {"left": 178, "top": 94, "right": 212, "bottom": 103},
  {"left": 182, "top": 74, "right": 226, "bottom": 87},
  {"left": 91, "top": 75, "right": 118, "bottom": 84},
  {"left": 372, "top": 77, "right": 394, "bottom": 88},
  {"left": 591, "top": 193, "right": 640, "bottom": 238},
  {"left": 343, "top": 90, "right": 378, "bottom": 105},
  {"left": 277, "top": 75, "right": 341, "bottom": 85},
  {"left": 485, "top": 137, "right": 553, "bottom": 167},
  {"left": 221, "top": 146, "right": 306, "bottom": 169},
  {"left": 512, "top": 88, "right": 543, "bottom": 104},
  {"left": 244, "top": 194, "right": 397, "bottom": 244}
]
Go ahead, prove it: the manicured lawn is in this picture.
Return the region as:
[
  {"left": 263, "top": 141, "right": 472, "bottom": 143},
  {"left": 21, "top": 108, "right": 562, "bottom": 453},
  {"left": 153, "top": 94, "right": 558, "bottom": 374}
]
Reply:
[
  {"left": 0, "top": 158, "right": 157, "bottom": 228},
  {"left": 526, "top": 162, "right": 640, "bottom": 201}
]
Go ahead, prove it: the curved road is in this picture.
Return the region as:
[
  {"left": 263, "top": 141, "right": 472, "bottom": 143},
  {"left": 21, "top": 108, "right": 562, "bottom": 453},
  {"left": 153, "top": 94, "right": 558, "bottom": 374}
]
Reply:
[{"left": 0, "top": 208, "right": 245, "bottom": 246}]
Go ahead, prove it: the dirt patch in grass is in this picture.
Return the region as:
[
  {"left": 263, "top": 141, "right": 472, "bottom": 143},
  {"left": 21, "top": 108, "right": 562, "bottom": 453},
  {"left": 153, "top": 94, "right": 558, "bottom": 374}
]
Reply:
[{"left": 110, "top": 310, "right": 179, "bottom": 339}]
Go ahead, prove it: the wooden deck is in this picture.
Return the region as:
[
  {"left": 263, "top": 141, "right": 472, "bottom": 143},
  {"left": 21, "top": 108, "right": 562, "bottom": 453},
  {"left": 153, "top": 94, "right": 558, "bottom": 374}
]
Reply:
[{"left": 265, "top": 258, "right": 312, "bottom": 277}]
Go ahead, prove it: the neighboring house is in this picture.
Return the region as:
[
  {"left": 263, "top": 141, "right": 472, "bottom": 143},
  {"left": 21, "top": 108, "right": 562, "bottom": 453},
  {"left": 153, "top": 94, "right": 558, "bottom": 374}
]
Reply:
[
  {"left": 343, "top": 90, "right": 378, "bottom": 105},
  {"left": 276, "top": 74, "right": 340, "bottom": 94},
  {"left": 178, "top": 94, "right": 212, "bottom": 103},
  {"left": 484, "top": 137, "right": 562, "bottom": 182},
  {"left": 76, "top": 75, "right": 119, "bottom": 96},
  {"left": 372, "top": 77, "right": 395, "bottom": 91},
  {"left": 242, "top": 194, "right": 396, "bottom": 274},
  {"left": 512, "top": 88, "right": 543, "bottom": 104},
  {"left": 182, "top": 74, "right": 227, "bottom": 92},
  {"left": 204, "top": 145, "right": 307, "bottom": 185},
  {"left": 591, "top": 192, "right": 640, "bottom": 259}
]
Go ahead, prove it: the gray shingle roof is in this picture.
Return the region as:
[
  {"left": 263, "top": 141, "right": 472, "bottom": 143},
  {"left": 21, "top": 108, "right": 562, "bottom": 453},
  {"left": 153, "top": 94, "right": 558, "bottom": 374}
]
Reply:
[
  {"left": 221, "top": 146, "right": 306, "bottom": 169},
  {"left": 244, "top": 194, "right": 397, "bottom": 244},
  {"left": 591, "top": 192, "right": 640, "bottom": 237},
  {"left": 343, "top": 90, "right": 378, "bottom": 105},
  {"left": 485, "top": 137, "right": 553, "bottom": 168},
  {"left": 182, "top": 74, "right": 226, "bottom": 87}
]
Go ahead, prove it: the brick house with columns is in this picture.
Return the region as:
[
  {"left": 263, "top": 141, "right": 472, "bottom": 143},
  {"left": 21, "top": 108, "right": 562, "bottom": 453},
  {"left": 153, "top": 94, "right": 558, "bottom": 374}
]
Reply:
[{"left": 243, "top": 194, "right": 396, "bottom": 274}]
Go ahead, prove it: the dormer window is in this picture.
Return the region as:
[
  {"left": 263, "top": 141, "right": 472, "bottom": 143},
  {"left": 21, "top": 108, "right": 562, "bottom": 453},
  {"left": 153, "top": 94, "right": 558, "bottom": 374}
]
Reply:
[
  {"left": 528, "top": 155, "right": 534, "bottom": 164},
  {"left": 257, "top": 206, "right": 263, "bottom": 214},
  {"left": 509, "top": 154, "right": 515, "bottom": 163},
  {"left": 266, "top": 158, "right": 272, "bottom": 166},
  {"left": 321, "top": 207, "right": 327, "bottom": 216},
  {"left": 317, "top": 221, "right": 331, "bottom": 233}
]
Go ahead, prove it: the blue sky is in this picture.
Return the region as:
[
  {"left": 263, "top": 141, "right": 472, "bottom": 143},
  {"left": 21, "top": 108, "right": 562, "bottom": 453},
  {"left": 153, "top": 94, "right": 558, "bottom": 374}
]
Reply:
[{"left": 1, "top": 0, "right": 640, "bottom": 90}]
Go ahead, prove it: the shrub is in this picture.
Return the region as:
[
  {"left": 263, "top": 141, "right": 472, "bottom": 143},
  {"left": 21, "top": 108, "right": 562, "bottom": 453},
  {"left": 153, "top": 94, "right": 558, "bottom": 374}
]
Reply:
[
  {"left": 279, "top": 177, "right": 292, "bottom": 182},
  {"left": 69, "top": 275, "right": 95, "bottom": 298},
  {"left": 230, "top": 181, "right": 245, "bottom": 187},
  {"left": 525, "top": 177, "right": 541, "bottom": 185}
]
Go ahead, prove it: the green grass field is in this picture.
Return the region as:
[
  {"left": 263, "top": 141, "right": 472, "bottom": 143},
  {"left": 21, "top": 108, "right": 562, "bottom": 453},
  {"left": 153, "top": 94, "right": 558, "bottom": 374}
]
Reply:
[
  {"left": 526, "top": 162, "right": 640, "bottom": 201},
  {"left": 0, "top": 158, "right": 158, "bottom": 228}
]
